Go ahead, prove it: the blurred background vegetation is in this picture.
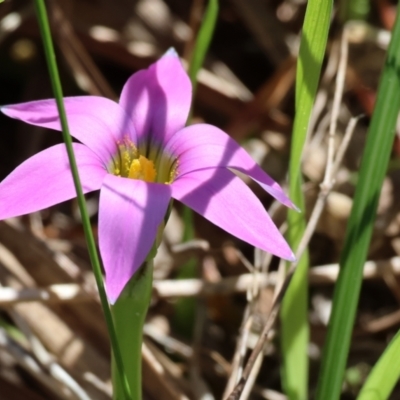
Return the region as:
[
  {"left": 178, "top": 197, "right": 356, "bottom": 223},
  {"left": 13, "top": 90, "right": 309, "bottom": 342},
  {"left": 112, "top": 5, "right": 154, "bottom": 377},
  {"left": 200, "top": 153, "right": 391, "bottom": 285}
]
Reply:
[{"left": 0, "top": 0, "right": 400, "bottom": 399}]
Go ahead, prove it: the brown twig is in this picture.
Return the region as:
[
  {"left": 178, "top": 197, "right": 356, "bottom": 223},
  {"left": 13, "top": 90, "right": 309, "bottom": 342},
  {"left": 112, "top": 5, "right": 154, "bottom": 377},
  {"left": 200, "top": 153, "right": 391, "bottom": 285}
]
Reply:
[{"left": 227, "top": 26, "right": 357, "bottom": 399}]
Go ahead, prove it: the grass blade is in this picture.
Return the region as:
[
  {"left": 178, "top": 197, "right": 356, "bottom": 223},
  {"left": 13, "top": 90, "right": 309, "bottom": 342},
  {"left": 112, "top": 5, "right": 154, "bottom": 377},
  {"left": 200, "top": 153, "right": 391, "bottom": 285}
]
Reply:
[
  {"left": 33, "top": 1, "right": 131, "bottom": 398},
  {"left": 188, "top": 0, "right": 218, "bottom": 95},
  {"left": 357, "top": 330, "right": 400, "bottom": 400},
  {"left": 281, "top": 1, "right": 333, "bottom": 399},
  {"left": 316, "top": 6, "right": 400, "bottom": 400}
]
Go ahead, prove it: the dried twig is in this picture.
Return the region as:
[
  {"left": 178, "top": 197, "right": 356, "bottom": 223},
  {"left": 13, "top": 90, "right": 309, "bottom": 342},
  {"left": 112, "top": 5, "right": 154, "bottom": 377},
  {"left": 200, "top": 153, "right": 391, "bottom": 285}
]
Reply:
[
  {"left": 0, "top": 327, "right": 74, "bottom": 399},
  {"left": 227, "top": 25, "right": 357, "bottom": 399},
  {"left": 3, "top": 254, "right": 400, "bottom": 305},
  {"left": 0, "top": 283, "right": 94, "bottom": 305},
  {"left": 50, "top": 2, "right": 117, "bottom": 99}
]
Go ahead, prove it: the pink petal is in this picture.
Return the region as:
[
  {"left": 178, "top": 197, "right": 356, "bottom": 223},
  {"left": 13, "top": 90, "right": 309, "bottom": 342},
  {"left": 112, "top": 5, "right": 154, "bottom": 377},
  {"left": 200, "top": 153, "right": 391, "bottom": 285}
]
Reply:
[
  {"left": 165, "top": 124, "right": 296, "bottom": 209},
  {"left": 171, "top": 168, "right": 294, "bottom": 261},
  {"left": 0, "top": 144, "right": 106, "bottom": 220},
  {"left": 99, "top": 175, "right": 171, "bottom": 303},
  {"left": 119, "top": 49, "right": 191, "bottom": 146},
  {"left": 1, "top": 97, "right": 137, "bottom": 163}
]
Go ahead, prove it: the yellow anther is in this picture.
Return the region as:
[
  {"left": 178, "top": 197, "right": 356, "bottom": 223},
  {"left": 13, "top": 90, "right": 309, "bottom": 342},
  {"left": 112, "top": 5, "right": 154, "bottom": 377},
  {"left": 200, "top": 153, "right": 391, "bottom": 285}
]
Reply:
[
  {"left": 128, "top": 155, "right": 157, "bottom": 182},
  {"left": 110, "top": 136, "right": 176, "bottom": 184},
  {"left": 164, "top": 161, "right": 178, "bottom": 184}
]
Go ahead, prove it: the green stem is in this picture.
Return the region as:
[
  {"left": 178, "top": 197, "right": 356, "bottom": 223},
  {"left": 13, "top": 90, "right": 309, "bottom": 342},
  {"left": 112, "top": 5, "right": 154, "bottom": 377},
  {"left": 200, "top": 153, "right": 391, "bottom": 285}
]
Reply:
[
  {"left": 316, "top": 4, "right": 400, "bottom": 399},
  {"left": 188, "top": 0, "right": 219, "bottom": 97},
  {"left": 111, "top": 260, "right": 154, "bottom": 400},
  {"left": 33, "top": 1, "right": 130, "bottom": 398},
  {"left": 281, "top": 1, "right": 332, "bottom": 398}
]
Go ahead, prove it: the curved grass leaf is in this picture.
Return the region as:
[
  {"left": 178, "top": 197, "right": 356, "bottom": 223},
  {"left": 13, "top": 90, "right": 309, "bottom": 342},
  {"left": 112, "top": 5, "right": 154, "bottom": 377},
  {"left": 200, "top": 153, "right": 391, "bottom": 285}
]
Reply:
[
  {"left": 281, "top": 1, "right": 332, "bottom": 399},
  {"left": 357, "top": 330, "right": 400, "bottom": 400},
  {"left": 188, "top": 0, "right": 218, "bottom": 95},
  {"left": 316, "top": 6, "right": 400, "bottom": 400}
]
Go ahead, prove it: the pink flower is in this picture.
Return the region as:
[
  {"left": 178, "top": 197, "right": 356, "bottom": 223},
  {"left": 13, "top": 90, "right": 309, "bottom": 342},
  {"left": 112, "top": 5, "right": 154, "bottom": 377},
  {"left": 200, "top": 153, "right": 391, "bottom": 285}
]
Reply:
[{"left": 0, "top": 49, "right": 295, "bottom": 303}]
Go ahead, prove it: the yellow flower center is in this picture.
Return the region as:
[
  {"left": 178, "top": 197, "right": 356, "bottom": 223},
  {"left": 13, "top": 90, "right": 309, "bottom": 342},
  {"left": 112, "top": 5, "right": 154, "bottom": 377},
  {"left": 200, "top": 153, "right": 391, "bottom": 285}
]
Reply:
[
  {"left": 128, "top": 155, "right": 156, "bottom": 182},
  {"left": 110, "top": 136, "right": 177, "bottom": 184}
]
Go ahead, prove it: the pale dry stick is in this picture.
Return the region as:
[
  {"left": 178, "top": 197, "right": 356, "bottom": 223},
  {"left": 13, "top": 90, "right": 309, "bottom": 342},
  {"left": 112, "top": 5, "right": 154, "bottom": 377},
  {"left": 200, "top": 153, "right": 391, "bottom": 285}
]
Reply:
[
  {"left": 363, "top": 308, "right": 400, "bottom": 333},
  {"left": 227, "top": 28, "right": 354, "bottom": 400},
  {"left": 0, "top": 232, "right": 110, "bottom": 399},
  {"left": 235, "top": 249, "right": 256, "bottom": 273},
  {"left": 144, "top": 323, "right": 193, "bottom": 358},
  {"left": 294, "top": 116, "right": 361, "bottom": 261},
  {"left": 6, "top": 252, "right": 400, "bottom": 305},
  {"left": 11, "top": 310, "right": 92, "bottom": 400},
  {"left": 226, "top": 291, "right": 283, "bottom": 400},
  {"left": 142, "top": 341, "right": 190, "bottom": 400},
  {"left": 227, "top": 117, "right": 360, "bottom": 399},
  {"left": 323, "top": 28, "right": 349, "bottom": 185},
  {"left": 253, "top": 386, "right": 287, "bottom": 400},
  {"left": 239, "top": 352, "right": 264, "bottom": 400},
  {"left": 331, "top": 116, "right": 361, "bottom": 177},
  {"left": 0, "top": 283, "right": 94, "bottom": 305},
  {"left": 223, "top": 226, "right": 280, "bottom": 398},
  {"left": 224, "top": 210, "right": 288, "bottom": 397},
  {"left": 144, "top": 339, "right": 189, "bottom": 384},
  {"left": 223, "top": 246, "right": 265, "bottom": 396},
  {"left": 50, "top": 1, "right": 117, "bottom": 99},
  {"left": 0, "top": 327, "right": 74, "bottom": 399},
  {"left": 222, "top": 311, "right": 253, "bottom": 398},
  {"left": 83, "top": 373, "right": 112, "bottom": 397},
  {"left": 306, "top": 110, "right": 331, "bottom": 158},
  {"left": 5, "top": 264, "right": 103, "bottom": 398},
  {"left": 223, "top": 272, "right": 259, "bottom": 396}
]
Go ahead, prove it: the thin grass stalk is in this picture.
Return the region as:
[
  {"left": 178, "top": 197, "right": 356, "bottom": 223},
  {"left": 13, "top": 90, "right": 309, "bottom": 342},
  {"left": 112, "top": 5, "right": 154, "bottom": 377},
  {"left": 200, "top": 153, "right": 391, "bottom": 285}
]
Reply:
[
  {"left": 188, "top": 0, "right": 218, "bottom": 96},
  {"left": 315, "top": 4, "right": 400, "bottom": 399},
  {"left": 281, "top": 1, "right": 333, "bottom": 398},
  {"left": 33, "top": 1, "right": 131, "bottom": 398}
]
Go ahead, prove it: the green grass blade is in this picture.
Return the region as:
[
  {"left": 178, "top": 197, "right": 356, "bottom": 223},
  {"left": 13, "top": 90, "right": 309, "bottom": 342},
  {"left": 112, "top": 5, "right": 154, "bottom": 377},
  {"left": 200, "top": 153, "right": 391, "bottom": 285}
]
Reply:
[
  {"left": 315, "top": 5, "right": 400, "bottom": 400},
  {"left": 188, "top": 0, "right": 218, "bottom": 95},
  {"left": 33, "top": 1, "right": 131, "bottom": 398},
  {"left": 281, "top": 1, "right": 333, "bottom": 399},
  {"left": 357, "top": 330, "right": 400, "bottom": 400}
]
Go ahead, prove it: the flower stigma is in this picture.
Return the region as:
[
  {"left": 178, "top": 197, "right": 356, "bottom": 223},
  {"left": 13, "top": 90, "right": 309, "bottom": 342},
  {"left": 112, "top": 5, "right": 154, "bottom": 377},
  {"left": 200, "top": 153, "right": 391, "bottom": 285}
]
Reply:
[{"left": 110, "top": 136, "right": 177, "bottom": 184}]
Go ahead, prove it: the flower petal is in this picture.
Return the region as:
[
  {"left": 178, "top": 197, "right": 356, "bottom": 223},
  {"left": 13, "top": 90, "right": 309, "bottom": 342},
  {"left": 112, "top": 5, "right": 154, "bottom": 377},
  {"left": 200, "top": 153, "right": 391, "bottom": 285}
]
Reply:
[
  {"left": 165, "top": 124, "right": 296, "bottom": 209},
  {"left": 0, "top": 144, "right": 106, "bottom": 220},
  {"left": 99, "top": 175, "right": 171, "bottom": 303},
  {"left": 171, "top": 168, "right": 294, "bottom": 261},
  {"left": 119, "top": 48, "right": 191, "bottom": 146},
  {"left": 1, "top": 96, "right": 137, "bottom": 163}
]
